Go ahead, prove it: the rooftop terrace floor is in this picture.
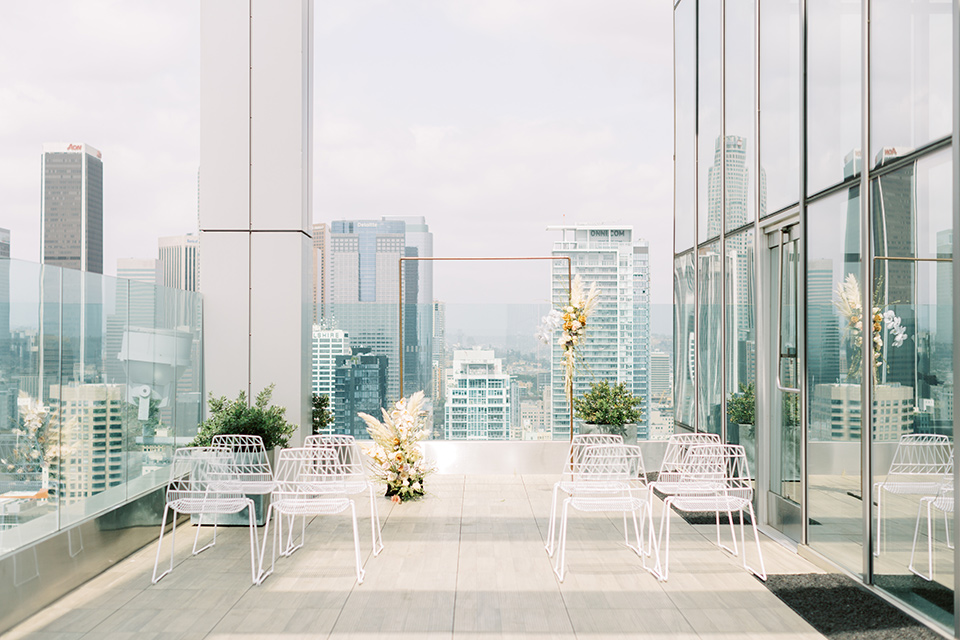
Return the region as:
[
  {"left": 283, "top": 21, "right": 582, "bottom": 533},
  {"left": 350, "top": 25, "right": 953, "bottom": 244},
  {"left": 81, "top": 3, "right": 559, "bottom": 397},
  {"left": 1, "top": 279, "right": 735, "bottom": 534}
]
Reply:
[{"left": 6, "top": 475, "right": 827, "bottom": 639}]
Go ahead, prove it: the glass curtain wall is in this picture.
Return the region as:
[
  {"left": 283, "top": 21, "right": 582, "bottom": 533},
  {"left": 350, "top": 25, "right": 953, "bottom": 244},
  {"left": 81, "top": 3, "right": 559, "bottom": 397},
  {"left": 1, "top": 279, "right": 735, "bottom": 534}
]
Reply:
[
  {"left": 673, "top": 0, "right": 956, "bottom": 632},
  {"left": 0, "top": 259, "right": 203, "bottom": 556}
]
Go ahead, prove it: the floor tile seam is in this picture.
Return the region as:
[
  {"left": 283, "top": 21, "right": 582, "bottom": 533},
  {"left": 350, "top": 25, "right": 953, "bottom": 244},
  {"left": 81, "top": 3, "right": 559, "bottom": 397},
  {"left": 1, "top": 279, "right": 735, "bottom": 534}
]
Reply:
[
  {"left": 520, "top": 474, "right": 582, "bottom": 640},
  {"left": 321, "top": 495, "right": 397, "bottom": 640}
]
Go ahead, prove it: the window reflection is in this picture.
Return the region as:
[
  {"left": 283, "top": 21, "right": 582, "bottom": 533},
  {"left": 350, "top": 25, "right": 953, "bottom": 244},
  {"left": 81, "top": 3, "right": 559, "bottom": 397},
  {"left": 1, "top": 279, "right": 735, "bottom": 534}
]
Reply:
[
  {"left": 674, "top": 0, "right": 696, "bottom": 252},
  {"left": 807, "top": 0, "right": 860, "bottom": 194},
  {"left": 725, "top": 228, "right": 755, "bottom": 470},
  {"left": 759, "top": 0, "right": 800, "bottom": 215},
  {"left": 698, "top": 0, "right": 722, "bottom": 243},
  {"left": 724, "top": 0, "right": 755, "bottom": 229},
  {"left": 870, "top": 0, "right": 952, "bottom": 156},
  {"left": 697, "top": 242, "right": 722, "bottom": 434},
  {"left": 674, "top": 252, "right": 696, "bottom": 427}
]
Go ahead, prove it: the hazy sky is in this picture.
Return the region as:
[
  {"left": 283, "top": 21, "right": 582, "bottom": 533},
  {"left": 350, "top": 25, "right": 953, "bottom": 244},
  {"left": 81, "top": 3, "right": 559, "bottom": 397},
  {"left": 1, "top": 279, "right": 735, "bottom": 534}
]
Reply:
[{"left": 1, "top": 1, "right": 674, "bottom": 305}]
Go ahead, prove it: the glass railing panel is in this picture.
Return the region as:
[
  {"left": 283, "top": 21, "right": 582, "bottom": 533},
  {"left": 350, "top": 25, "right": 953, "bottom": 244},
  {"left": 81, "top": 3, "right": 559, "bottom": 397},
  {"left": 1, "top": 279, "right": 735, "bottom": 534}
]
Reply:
[
  {"left": 0, "top": 258, "right": 203, "bottom": 558},
  {"left": 319, "top": 297, "right": 669, "bottom": 443}
]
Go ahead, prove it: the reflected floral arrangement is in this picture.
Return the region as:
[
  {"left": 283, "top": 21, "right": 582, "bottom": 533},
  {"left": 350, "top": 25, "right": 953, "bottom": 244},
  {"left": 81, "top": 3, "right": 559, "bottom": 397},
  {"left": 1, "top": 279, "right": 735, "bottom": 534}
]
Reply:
[
  {"left": 359, "top": 390, "right": 433, "bottom": 503},
  {"left": 834, "top": 274, "right": 907, "bottom": 380},
  {"left": 0, "top": 393, "right": 73, "bottom": 485}
]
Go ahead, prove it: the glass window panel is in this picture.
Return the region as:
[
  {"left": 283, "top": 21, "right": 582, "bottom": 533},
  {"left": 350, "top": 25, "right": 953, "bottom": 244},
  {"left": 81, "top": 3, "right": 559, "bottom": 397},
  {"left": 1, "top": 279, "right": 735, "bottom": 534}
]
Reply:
[
  {"left": 0, "top": 260, "right": 58, "bottom": 554},
  {"left": 806, "top": 0, "right": 861, "bottom": 194},
  {"left": 698, "top": 0, "right": 722, "bottom": 243},
  {"left": 675, "top": 0, "right": 697, "bottom": 252},
  {"left": 807, "top": 188, "right": 863, "bottom": 575},
  {"left": 697, "top": 242, "right": 722, "bottom": 434},
  {"left": 870, "top": 0, "right": 952, "bottom": 159},
  {"left": 674, "top": 252, "right": 696, "bottom": 427},
  {"left": 725, "top": 228, "right": 756, "bottom": 469},
  {"left": 869, "top": 148, "right": 954, "bottom": 627},
  {"left": 759, "top": 0, "right": 800, "bottom": 216},
  {"left": 724, "top": 0, "right": 756, "bottom": 231}
]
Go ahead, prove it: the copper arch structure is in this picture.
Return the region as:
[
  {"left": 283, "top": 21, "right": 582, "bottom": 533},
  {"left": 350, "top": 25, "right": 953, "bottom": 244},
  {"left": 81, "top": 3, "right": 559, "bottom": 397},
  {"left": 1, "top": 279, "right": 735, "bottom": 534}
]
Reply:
[{"left": 398, "top": 256, "right": 574, "bottom": 440}]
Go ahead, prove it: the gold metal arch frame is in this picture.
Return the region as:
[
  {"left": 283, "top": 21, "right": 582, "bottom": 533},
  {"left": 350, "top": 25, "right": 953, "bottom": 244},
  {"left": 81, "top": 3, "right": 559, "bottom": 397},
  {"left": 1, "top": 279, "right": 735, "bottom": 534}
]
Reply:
[{"left": 398, "top": 256, "right": 574, "bottom": 440}]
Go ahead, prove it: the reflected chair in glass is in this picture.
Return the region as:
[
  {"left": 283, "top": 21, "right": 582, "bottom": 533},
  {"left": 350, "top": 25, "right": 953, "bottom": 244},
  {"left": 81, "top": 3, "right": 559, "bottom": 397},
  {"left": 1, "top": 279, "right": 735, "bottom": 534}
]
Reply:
[
  {"left": 304, "top": 434, "right": 383, "bottom": 556},
  {"left": 257, "top": 447, "right": 365, "bottom": 585},
  {"left": 908, "top": 481, "right": 954, "bottom": 581},
  {"left": 544, "top": 433, "right": 623, "bottom": 558},
  {"left": 874, "top": 434, "right": 953, "bottom": 557},
  {"left": 552, "top": 443, "right": 651, "bottom": 582},
  {"left": 652, "top": 443, "right": 766, "bottom": 582},
  {"left": 152, "top": 447, "right": 260, "bottom": 584}
]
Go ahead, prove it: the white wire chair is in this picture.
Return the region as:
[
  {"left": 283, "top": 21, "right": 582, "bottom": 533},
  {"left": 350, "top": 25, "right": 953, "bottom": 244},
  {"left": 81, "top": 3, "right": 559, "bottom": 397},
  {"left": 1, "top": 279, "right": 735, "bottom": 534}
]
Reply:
[
  {"left": 874, "top": 434, "right": 953, "bottom": 557},
  {"left": 552, "top": 443, "right": 651, "bottom": 582},
  {"left": 544, "top": 433, "right": 623, "bottom": 557},
  {"left": 152, "top": 447, "right": 260, "bottom": 584},
  {"left": 909, "top": 481, "right": 954, "bottom": 581},
  {"left": 652, "top": 432, "right": 723, "bottom": 495},
  {"left": 257, "top": 447, "right": 365, "bottom": 585},
  {"left": 304, "top": 434, "right": 383, "bottom": 556},
  {"left": 210, "top": 434, "right": 276, "bottom": 496},
  {"left": 652, "top": 443, "right": 766, "bottom": 582}
]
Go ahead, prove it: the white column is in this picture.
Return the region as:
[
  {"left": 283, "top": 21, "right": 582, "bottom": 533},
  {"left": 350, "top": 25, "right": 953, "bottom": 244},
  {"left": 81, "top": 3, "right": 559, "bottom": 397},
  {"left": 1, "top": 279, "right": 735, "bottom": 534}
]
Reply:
[{"left": 200, "top": 0, "right": 313, "bottom": 441}]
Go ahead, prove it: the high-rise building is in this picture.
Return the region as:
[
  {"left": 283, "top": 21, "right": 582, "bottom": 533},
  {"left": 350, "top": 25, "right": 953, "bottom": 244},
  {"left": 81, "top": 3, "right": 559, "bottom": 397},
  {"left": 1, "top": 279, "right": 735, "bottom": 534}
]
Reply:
[
  {"left": 312, "top": 326, "right": 350, "bottom": 406},
  {"left": 158, "top": 234, "right": 200, "bottom": 292},
  {"left": 548, "top": 225, "right": 651, "bottom": 440},
  {"left": 0, "top": 229, "right": 9, "bottom": 259},
  {"left": 312, "top": 222, "right": 328, "bottom": 323},
  {"left": 41, "top": 143, "right": 103, "bottom": 274},
  {"left": 326, "top": 218, "right": 433, "bottom": 403},
  {"left": 650, "top": 350, "right": 672, "bottom": 402},
  {"left": 806, "top": 259, "right": 840, "bottom": 386},
  {"left": 444, "top": 349, "right": 511, "bottom": 440},
  {"left": 333, "top": 349, "right": 387, "bottom": 439},
  {"left": 47, "top": 383, "right": 133, "bottom": 501},
  {"left": 116, "top": 258, "right": 161, "bottom": 286}
]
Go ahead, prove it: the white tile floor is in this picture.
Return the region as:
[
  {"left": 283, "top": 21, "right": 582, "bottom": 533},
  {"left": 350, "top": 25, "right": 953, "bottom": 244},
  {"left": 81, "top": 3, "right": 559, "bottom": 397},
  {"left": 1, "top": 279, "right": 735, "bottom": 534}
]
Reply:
[{"left": 5, "top": 475, "right": 828, "bottom": 640}]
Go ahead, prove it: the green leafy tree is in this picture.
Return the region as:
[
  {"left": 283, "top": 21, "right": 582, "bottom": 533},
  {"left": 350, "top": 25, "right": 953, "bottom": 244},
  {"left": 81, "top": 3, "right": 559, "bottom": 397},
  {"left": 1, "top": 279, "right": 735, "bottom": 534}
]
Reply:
[
  {"left": 574, "top": 380, "right": 644, "bottom": 439},
  {"left": 191, "top": 384, "right": 295, "bottom": 450},
  {"left": 312, "top": 393, "right": 333, "bottom": 434}
]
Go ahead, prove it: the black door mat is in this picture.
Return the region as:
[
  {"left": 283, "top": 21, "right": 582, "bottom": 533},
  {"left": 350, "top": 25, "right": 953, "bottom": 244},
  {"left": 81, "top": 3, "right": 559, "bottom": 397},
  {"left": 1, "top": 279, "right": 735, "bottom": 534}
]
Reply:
[{"left": 764, "top": 573, "right": 948, "bottom": 640}]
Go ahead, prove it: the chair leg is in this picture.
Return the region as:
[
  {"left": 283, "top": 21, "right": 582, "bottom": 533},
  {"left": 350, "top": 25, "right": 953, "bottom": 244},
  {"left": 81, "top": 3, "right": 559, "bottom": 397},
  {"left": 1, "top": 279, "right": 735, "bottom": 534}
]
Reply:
[
  {"left": 369, "top": 484, "right": 384, "bottom": 556},
  {"left": 553, "top": 499, "right": 571, "bottom": 582},
  {"left": 545, "top": 483, "right": 560, "bottom": 557},
  {"left": 944, "top": 508, "right": 953, "bottom": 550},
  {"left": 246, "top": 500, "right": 259, "bottom": 584},
  {"left": 152, "top": 505, "right": 175, "bottom": 584},
  {"left": 909, "top": 499, "right": 933, "bottom": 580},
  {"left": 744, "top": 503, "right": 766, "bottom": 580},
  {"left": 717, "top": 508, "right": 739, "bottom": 558},
  {"left": 257, "top": 505, "right": 278, "bottom": 585},
  {"left": 349, "top": 501, "right": 365, "bottom": 584},
  {"left": 192, "top": 514, "right": 218, "bottom": 556}
]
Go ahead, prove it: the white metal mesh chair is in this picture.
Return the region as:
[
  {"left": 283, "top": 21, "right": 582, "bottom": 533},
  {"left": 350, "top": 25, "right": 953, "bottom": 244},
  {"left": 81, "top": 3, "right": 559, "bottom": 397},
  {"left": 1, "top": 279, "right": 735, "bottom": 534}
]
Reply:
[
  {"left": 152, "top": 447, "right": 260, "bottom": 584},
  {"left": 552, "top": 443, "right": 651, "bottom": 582},
  {"left": 211, "top": 434, "right": 276, "bottom": 496},
  {"left": 653, "top": 443, "right": 766, "bottom": 582},
  {"left": 304, "top": 434, "right": 383, "bottom": 556},
  {"left": 874, "top": 434, "right": 953, "bottom": 556},
  {"left": 909, "top": 481, "right": 954, "bottom": 581},
  {"left": 257, "top": 447, "right": 365, "bottom": 585},
  {"left": 653, "top": 432, "right": 723, "bottom": 495},
  {"left": 544, "top": 433, "right": 623, "bottom": 557}
]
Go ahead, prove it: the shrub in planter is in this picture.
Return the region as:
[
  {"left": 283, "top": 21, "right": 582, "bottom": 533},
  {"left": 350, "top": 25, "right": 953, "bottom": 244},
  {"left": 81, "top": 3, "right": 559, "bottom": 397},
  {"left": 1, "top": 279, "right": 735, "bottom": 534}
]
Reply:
[
  {"left": 574, "top": 380, "right": 644, "bottom": 440},
  {"left": 191, "top": 384, "right": 295, "bottom": 450}
]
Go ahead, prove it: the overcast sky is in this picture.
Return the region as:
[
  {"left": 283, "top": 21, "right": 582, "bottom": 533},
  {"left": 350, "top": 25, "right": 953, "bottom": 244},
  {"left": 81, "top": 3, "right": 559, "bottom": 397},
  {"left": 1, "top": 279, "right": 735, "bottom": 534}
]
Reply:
[{"left": 0, "top": 0, "right": 674, "bottom": 306}]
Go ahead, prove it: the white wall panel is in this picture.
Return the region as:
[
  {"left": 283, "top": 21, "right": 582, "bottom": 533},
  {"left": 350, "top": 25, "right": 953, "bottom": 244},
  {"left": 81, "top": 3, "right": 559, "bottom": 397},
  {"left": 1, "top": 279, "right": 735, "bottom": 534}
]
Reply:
[
  {"left": 249, "top": 233, "right": 312, "bottom": 442},
  {"left": 200, "top": 0, "right": 250, "bottom": 231},
  {"left": 250, "top": 0, "right": 308, "bottom": 233},
  {"left": 199, "top": 232, "right": 250, "bottom": 397}
]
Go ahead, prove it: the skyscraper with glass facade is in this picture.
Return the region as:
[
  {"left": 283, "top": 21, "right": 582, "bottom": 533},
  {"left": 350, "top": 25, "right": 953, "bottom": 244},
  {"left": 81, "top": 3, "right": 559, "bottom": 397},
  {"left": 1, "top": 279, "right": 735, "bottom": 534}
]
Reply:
[
  {"left": 41, "top": 143, "right": 103, "bottom": 274},
  {"left": 673, "top": 0, "right": 957, "bottom": 631},
  {"left": 549, "top": 225, "right": 650, "bottom": 440}
]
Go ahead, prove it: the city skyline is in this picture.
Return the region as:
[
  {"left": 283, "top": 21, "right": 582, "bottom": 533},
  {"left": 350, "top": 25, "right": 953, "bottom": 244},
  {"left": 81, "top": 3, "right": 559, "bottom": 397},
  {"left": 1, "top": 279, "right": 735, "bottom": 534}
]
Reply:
[{"left": 0, "top": 2, "right": 674, "bottom": 306}]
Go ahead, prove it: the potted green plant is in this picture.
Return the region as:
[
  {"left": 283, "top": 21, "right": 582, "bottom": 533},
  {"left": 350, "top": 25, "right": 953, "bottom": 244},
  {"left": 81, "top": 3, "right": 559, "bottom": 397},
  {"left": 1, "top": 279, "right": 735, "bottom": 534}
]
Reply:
[
  {"left": 190, "top": 384, "right": 295, "bottom": 524},
  {"left": 574, "top": 380, "right": 644, "bottom": 442},
  {"left": 726, "top": 381, "right": 755, "bottom": 448}
]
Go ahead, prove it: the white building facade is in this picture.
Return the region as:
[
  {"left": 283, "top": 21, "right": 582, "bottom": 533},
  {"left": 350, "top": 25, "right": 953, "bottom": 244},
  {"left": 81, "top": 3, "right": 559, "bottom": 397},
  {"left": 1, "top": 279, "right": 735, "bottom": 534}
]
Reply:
[{"left": 444, "top": 349, "right": 511, "bottom": 440}]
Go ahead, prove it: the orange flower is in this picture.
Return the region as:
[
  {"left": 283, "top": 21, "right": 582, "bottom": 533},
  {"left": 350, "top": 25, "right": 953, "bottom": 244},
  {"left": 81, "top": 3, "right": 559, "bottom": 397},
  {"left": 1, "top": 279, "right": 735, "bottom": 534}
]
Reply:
[{"left": 391, "top": 494, "right": 402, "bottom": 504}]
